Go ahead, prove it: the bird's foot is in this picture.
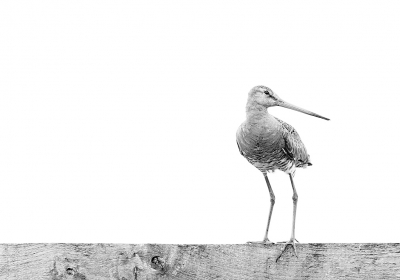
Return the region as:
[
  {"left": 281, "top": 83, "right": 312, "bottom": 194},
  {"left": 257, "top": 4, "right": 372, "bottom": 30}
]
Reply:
[
  {"left": 277, "top": 238, "right": 299, "bottom": 243},
  {"left": 276, "top": 238, "right": 298, "bottom": 262},
  {"left": 247, "top": 239, "right": 274, "bottom": 245}
]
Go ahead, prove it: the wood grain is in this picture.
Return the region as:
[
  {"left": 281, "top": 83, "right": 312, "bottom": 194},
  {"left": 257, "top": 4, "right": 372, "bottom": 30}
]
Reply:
[{"left": 0, "top": 243, "right": 399, "bottom": 279}]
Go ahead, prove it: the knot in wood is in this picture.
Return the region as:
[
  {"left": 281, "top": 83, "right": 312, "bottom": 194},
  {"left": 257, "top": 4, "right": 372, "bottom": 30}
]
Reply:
[
  {"left": 151, "top": 256, "right": 166, "bottom": 271},
  {"left": 65, "top": 267, "right": 75, "bottom": 275}
]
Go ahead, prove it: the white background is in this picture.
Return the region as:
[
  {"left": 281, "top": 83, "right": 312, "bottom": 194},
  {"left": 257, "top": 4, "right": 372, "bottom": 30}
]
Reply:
[{"left": 0, "top": 1, "right": 399, "bottom": 244}]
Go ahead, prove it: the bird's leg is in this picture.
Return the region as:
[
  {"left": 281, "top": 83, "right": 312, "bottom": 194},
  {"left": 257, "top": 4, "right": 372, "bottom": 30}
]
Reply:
[
  {"left": 248, "top": 173, "right": 275, "bottom": 245},
  {"left": 263, "top": 174, "right": 275, "bottom": 243},
  {"left": 276, "top": 173, "right": 299, "bottom": 261},
  {"left": 289, "top": 173, "right": 298, "bottom": 244}
]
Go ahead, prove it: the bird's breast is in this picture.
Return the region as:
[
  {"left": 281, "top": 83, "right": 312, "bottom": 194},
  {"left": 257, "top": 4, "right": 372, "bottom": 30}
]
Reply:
[
  {"left": 237, "top": 120, "right": 283, "bottom": 156},
  {"left": 236, "top": 117, "right": 295, "bottom": 173}
]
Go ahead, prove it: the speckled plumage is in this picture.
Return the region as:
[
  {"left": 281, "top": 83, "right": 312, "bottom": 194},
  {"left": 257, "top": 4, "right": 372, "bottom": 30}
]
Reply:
[{"left": 237, "top": 117, "right": 311, "bottom": 175}]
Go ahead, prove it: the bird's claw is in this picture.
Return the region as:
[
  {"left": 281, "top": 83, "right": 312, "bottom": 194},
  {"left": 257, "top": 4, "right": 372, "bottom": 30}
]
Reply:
[
  {"left": 247, "top": 239, "right": 274, "bottom": 245},
  {"left": 276, "top": 239, "right": 298, "bottom": 262}
]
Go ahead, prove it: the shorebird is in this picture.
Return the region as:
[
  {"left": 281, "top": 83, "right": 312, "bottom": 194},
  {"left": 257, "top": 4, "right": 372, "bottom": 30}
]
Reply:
[{"left": 236, "top": 85, "right": 329, "bottom": 259}]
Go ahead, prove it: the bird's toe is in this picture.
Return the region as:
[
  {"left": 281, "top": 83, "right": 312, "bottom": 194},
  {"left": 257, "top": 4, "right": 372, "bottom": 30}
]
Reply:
[{"left": 247, "top": 239, "right": 274, "bottom": 245}]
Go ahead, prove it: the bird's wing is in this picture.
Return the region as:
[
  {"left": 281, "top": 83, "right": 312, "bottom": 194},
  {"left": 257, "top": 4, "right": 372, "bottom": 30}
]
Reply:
[{"left": 275, "top": 117, "right": 311, "bottom": 166}]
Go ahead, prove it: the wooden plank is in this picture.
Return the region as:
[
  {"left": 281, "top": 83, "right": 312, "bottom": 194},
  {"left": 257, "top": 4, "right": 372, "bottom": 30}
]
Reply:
[{"left": 0, "top": 243, "right": 399, "bottom": 279}]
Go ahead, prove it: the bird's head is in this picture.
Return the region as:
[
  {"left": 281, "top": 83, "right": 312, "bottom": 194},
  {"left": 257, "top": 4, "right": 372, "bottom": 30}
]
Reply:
[
  {"left": 247, "top": 85, "right": 329, "bottom": 120},
  {"left": 248, "top": 85, "right": 282, "bottom": 107}
]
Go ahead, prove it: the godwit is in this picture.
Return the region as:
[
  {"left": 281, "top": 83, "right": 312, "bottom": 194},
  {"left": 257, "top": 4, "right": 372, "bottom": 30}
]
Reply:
[{"left": 236, "top": 85, "right": 329, "bottom": 259}]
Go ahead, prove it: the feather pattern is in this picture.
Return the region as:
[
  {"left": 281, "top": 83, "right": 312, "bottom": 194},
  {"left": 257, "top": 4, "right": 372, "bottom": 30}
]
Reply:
[
  {"left": 236, "top": 114, "right": 310, "bottom": 175},
  {"left": 275, "top": 117, "right": 311, "bottom": 168}
]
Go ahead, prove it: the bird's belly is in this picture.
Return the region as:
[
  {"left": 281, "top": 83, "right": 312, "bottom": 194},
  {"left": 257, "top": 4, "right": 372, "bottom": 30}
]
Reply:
[
  {"left": 237, "top": 122, "right": 296, "bottom": 174},
  {"left": 245, "top": 148, "right": 295, "bottom": 174}
]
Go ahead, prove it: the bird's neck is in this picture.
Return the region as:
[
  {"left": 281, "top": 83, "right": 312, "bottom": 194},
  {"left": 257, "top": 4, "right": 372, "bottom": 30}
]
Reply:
[{"left": 246, "top": 102, "right": 272, "bottom": 124}]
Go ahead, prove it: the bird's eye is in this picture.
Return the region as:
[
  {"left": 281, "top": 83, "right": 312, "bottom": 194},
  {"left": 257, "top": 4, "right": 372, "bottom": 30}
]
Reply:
[{"left": 264, "top": 91, "right": 270, "bottom": 95}]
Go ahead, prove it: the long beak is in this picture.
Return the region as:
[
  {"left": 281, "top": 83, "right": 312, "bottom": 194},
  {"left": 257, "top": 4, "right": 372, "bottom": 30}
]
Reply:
[{"left": 278, "top": 100, "right": 330, "bottom": 121}]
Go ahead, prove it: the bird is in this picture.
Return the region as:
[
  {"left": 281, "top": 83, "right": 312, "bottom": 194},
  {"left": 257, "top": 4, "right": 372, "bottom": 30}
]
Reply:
[{"left": 236, "top": 85, "right": 329, "bottom": 260}]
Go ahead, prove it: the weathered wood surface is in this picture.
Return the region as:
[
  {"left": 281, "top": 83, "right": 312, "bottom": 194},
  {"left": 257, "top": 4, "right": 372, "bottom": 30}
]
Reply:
[{"left": 0, "top": 243, "right": 399, "bottom": 279}]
